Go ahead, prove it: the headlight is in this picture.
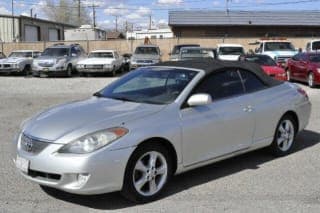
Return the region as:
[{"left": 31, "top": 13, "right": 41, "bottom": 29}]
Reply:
[
  {"left": 56, "top": 58, "right": 67, "bottom": 65},
  {"left": 12, "top": 63, "right": 19, "bottom": 68},
  {"left": 58, "top": 127, "right": 128, "bottom": 154},
  {"left": 153, "top": 59, "right": 160, "bottom": 63},
  {"left": 317, "top": 68, "right": 320, "bottom": 73},
  {"left": 77, "top": 64, "right": 85, "bottom": 68},
  {"left": 103, "top": 64, "right": 112, "bottom": 68}
]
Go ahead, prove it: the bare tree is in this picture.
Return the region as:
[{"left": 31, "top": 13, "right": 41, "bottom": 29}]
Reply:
[{"left": 43, "top": 0, "right": 91, "bottom": 26}]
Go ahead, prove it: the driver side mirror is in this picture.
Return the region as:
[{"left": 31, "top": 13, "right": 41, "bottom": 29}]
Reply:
[
  {"left": 71, "top": 53, "right": 77, "bottom": 57},
  {"left": 187, "top": 94, "right": 212, "bottom": 107}
]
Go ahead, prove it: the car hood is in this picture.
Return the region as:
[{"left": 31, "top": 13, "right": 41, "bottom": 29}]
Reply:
[
  {"left": 78, "top": 58, "right": 114, "bottom": 65},
  {"left": 23, "top": 97, "right": 165, "bottom": 142},
  {"left": 132, "top": 54, "right": 160, "bottom": 60},
  {"left": 34, "top": 56, "right": 63, "bottom": 63},
  {"left": 0, "top": 57, "right": 27, "bottom": 63},
  {"left": 261, "top": 65, "right": 285, "bottom": 75}
]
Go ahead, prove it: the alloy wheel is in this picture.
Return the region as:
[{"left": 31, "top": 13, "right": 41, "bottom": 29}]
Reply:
[
  {"left": 133, "top": 151, "right": 168, "bottom": 197},
  {"left": 308, "top": 73, "right": 314, "bottom": 88},
  {"left": 276, "top": 119, "right": 295, "bottom": 152}
]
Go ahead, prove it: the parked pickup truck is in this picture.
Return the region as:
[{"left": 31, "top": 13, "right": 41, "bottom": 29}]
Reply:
[
  {"left": 306, "top": 40, "right": 320, "bottom": 52},
  {"left": 0, "top": 50, "right": 41, "bottom": 74},
  {"left": 255, "top": 40, "right": 297, "bottom": 67}
]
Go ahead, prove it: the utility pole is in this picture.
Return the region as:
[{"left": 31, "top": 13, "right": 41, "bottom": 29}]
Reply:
[
  {"left": 149, "top": 15, "right": 152, "bottom": 30},
  {"left": 225, "top": 0, "right": 230, "bottom": 13},
  {"left": 115, "top": 16, "right": 118, "bottom": 32},
  {"left": 30, "top": 8, "right": 33, "bottom": 18},
  {"left": 92, "top": 3, "right": 96, "bottom": 28},
  {"left": 12, "top": 0, "right": 15, "bottom": 42},
  {"left": 78, "top": 0, "right": 81, "bottom": 26}
]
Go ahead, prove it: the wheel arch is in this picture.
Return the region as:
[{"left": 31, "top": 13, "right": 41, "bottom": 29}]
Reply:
[
  {"left": 281, "top": 110, "right": 299, "bottom": 133},
  {"left": 136, "top": 137, "right": 178, "bottom": 174}
]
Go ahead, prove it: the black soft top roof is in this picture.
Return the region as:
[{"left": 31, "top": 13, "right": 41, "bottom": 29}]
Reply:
[{"left": 156, "top": 59, "right": 282, "bottom": 87}]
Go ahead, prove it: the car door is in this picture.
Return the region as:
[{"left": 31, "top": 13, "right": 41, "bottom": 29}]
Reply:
[
  {"left": 296, "top": 53, "right": 308, "bottom": 80},
  {"left": 180, "top": 69, "right": 255, "bottom": 166},
  {"left": 289, "top": 54, "right": 301, "bottom": 79}
]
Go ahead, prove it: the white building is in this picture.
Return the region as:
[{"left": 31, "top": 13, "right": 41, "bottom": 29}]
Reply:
[
  {"left": 126, "top": 28, "right": 174, "bottom": 40},
  {"left": 64, "top": 25, "right": 106, "bottom": 41}
]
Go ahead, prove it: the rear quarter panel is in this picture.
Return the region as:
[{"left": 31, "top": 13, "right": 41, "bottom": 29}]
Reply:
[{"left": 249, "top": 83, "right": 304, "bottom": 144}]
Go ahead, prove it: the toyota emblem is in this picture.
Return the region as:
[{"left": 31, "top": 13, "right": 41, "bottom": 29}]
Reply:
[{"left": 24, "top": 137, "right": 33, "bottom": 152}]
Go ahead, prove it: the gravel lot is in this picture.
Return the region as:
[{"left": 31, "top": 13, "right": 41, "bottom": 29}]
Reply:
[{"left": 0, "top": 76, "right": 319, "bottom": 213}]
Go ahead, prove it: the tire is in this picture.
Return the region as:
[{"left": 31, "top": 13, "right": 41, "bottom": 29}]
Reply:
[
  {"left": 121, "top": 143, "right": 173, "bottom": 203},
  {"left": 111, "top": 66, "right": 116, "bottom": 77},
  {"left": 66, "top": 65, "right": 72, "bottom": 77},
  {"left": 23, "top": 65, "right": 31, "bottom": 76},
  {"left": 308, "top": 72, "right": 315, "bottom": 88},
  {"left": 269, "top": 114, "right": 297, "bottom": 157}
]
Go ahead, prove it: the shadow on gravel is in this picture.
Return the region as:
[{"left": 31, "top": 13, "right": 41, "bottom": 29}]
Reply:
[{"left": 41, "top": 129, "right": 320, "bottom": 210}]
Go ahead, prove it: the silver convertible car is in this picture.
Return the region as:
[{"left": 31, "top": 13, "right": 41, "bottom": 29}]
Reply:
[{"left": 14, "top": 60, "right": 311, "bottom": 202}]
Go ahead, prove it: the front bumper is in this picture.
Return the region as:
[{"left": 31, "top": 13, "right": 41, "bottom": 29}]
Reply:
[
  {"left": 13, "top": 134, "right": 135, "bottom": 195},
  {"left": 77, "top": 67, "right": 114, "bottom": 73},
  {"left": 0, "top": 68, "right": 22, "bottom": 73},
  {"left": 130, "top": 62, "right": 157, "bottom": 69}
]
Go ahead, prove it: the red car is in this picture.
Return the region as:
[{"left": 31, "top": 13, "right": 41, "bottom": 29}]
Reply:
[
  {"left": 286, "top": 52, "right": 320, "bottom": 88},
  {"left": 240, "top": 54, "right": 287, "bottom": 81}
]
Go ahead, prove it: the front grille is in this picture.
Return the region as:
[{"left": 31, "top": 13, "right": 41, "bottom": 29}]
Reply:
[
  {"left": 20, "top": 134, "right": 49, "bottom": 154},
  {"left": 38, "top": 62, "right": 54, "bottom": 67},
  {"left": 137, "top": 60, "right": 153, "bottom": 63},
  {"left": 276, "top": 56, "right": 291, "bottom": 63},
  {"left": 85, "top": 64, "right": 104, "bottom": 69},
  {"left": 28, "top": 169, "right": 61, "bottom": 181},
  {"left": 4, "top": 64, "right": 12, "bottom": 68}
]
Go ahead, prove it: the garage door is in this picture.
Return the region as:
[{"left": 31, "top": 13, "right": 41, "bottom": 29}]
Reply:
[
  {"left": 49, "top": 29, "right": 59, "bottom": 41},
  {"left": 25, "top": 25, "right": 39, "bottom": 41}
]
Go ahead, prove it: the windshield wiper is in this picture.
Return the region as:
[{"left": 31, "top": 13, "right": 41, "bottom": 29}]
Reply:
[
  {"left": 111, "top": 96, "right": 135, "bottom": 102},
  {"left": 93, "top": 92, "right": 104, "bottom": 98}
]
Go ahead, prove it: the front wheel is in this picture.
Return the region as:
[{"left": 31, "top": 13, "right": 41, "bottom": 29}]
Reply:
[
  {"left": 66, "top": 65, "right": 72, "bottom": 77},
  {"left": 308, "top": 72, "right": 315, "bottom": 88},
  {"left": 286, "top": 68, "right": 292, "bottom": 82},
  {"left": 121, "top": 144, "right": 172, "bottom": 203},
  {"left": 269, "top": 115, "right": 297, "bottom": 157}
]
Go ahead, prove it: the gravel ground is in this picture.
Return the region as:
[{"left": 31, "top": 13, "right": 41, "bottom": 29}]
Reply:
[{"left": 0, "top": 76, "right": 319, "bottom": 213}]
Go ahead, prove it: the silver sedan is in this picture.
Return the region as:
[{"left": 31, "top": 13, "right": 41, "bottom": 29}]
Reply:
[{"left": 14, "top": 60, "right": 311, "bottom": 203}]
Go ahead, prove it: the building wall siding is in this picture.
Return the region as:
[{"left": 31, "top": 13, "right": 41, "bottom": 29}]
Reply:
[{"left": 0, "top": 17, "right": 20, "bottom": 42}]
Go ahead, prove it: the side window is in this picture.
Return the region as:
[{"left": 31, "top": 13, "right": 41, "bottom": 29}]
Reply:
[
  {"left": 194, "top": 70, "right": 244, "bottom": 100},
  {"left": 71, "top": 47, "right": 77, "bottom": 56},
  {"left": 306, "top": 42, "right": 311, "bottom": 51},
  {"left": 239, "top": 70, "right": 266, "bottom": 93},
  {"left": 292, "top": 54, "right": 300, "bottom": 61}
]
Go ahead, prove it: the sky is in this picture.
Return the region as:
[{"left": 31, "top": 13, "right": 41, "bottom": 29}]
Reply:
[{"left": 0, "top": 0, "right": 319, "bottom": 30}]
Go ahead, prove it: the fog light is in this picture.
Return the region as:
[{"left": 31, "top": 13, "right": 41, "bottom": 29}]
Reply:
[{"left": 77, "top": 173, "right": 90, "bottom": 186}]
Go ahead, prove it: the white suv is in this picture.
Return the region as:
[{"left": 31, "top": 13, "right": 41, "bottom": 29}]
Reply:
[{"left": 217, "top": 44, "right": 245, "bottom": 61}]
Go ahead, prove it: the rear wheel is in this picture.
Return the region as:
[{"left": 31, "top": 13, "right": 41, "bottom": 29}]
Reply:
[
  {"left": 121, "top": 143, "right": 172, "bottom": 203},
  {"left": 269, "top": 115, "right": 297, "bottom": 157},
  {"left": 308, "top": 72, "right": 315, "bottom": 88}
]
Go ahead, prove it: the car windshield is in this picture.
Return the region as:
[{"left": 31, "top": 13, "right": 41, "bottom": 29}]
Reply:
[
  {"left": 219, "top": 47, "right": 244, "bottom": 55},
  {"left": 264, "top": 42, "right": 295, "bottom": 51},
  {"left": 310, "top": 55, "right": 320, "bottom": 62},
  {"left": 42, "top": 48, "right": 69, "bottom": 57},
  {"left": 96, "top": 68, "right": 197, "bottom": 104},
  {"left": 8, "top": 52, "right": 32, "bottom": 58},
  {"left": 172, "top": 45, "right": 200, "bottom": 54},
  {"left": 244, "top": 55, "right": 277, "bottom": 66},
  {"left": 89, "top": 52, "right": 114, "bottom": 58},
  {"left": 181, "top": 49, "right": 214, "bottom": 59},
  {"left": 135, "top": 47, "right": 159, "bottom": 55},
  {"left": 312, "top": 41, "right": 320, "bottom": 51}
]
